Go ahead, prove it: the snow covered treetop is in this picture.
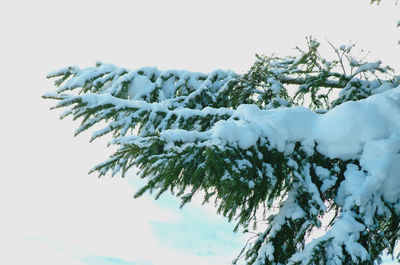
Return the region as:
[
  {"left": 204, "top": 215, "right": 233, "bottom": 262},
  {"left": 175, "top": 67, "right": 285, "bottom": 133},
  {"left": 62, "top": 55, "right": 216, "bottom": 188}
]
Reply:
[{"left": 44, "top": 38, "right": 400, "bottom": 265}]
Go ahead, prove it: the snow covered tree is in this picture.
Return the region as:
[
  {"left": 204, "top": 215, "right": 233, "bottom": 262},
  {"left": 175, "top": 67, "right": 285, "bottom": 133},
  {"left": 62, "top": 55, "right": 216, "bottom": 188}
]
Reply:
[{"left": 43, "top": 36, "right": 400, "bottom": 265}]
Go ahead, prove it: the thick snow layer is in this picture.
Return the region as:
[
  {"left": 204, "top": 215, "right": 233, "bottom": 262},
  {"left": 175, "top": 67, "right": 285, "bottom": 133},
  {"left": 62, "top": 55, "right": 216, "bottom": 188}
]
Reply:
[
  {"left": 361, "top": 137, "right": 400, "bottom": 203},
  {"left": 128, "top": 74, "right": 155, "bottom": 100},
  {"left": 212, "top": 104, "right": 316, "bottom": 153},
  {"left": 209, "top": 87, "right": 400, "bottom": 160}
]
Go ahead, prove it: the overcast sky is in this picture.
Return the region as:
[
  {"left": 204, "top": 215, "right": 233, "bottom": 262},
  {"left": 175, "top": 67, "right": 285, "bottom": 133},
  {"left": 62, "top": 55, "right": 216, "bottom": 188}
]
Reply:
[{"left": 1, "top": 1, "right": 399, "bottom": 265}]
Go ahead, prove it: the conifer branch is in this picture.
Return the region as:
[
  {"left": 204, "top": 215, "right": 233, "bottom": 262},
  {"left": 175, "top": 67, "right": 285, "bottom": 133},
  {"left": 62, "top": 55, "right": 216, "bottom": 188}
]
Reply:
[{"left": 44, "top": 38, "right": 400, "bottom": 265}]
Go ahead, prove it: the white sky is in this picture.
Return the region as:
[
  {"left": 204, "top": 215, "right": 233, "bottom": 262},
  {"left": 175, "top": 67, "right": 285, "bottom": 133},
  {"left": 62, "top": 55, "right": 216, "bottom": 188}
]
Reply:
[{"left": 1, "top": 0, "right": 399, "bottom": 264}]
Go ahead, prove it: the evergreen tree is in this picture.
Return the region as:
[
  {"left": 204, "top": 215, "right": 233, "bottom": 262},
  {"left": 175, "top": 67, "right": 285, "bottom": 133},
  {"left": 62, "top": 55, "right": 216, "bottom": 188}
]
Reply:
[{"left": 43, "top": 37, "right": 400, "bottom": 265}]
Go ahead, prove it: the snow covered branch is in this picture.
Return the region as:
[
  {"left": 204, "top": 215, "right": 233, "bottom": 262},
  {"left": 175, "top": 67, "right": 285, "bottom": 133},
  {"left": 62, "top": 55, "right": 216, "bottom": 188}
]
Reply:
[{"left": 44, "top": 38, "right": 400, "bottom": 265}]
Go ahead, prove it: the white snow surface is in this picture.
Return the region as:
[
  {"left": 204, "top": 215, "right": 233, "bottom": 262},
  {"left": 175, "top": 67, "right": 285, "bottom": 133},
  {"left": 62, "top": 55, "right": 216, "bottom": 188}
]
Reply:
[{"left": 209, "top": 87, "right": 400, "bottom": 161}]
